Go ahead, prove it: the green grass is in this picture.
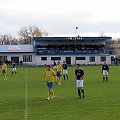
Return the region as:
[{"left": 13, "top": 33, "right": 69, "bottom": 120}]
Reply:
[{"left": 0, "top": 66, "right": 120, "bottom": 120}]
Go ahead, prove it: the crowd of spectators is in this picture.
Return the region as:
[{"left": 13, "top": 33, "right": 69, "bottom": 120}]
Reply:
[
  {"left": 36, "top": 44, "right": 106, "bottom": 54},
  {"left": 36, "top": 44, "right": 41, "bottom": 48},
  {"left": 37, "top": 44, "right": 105, "bottom": 51}
]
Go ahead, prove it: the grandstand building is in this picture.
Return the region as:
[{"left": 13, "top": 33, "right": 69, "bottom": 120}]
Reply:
[
  {"left": 34, "top": 36, "right": 115, "bottom": 65},
  {"left": 0, "top": 37, "right": 115, "bottom": 65}
]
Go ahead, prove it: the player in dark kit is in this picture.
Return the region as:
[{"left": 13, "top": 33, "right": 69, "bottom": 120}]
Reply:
[
  {"left": 75, "top": 64, "right": 85, "bottom": 99},
  {"left": 102, "top": 61, "right": 109, "bottom": 82},
  {"left": 62, "top": 61, "right": 68, "bottom": 80},
  {"left": 53, "top": 60, "right": 57, "bottom": 70},
  {"left": 11, "top": 62, "right": 17, "bottom": 75}
]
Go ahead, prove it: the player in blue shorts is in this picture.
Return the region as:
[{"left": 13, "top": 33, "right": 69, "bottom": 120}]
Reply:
[
  {"left": 43, "top": 65, "right": 56, "bottom": 100},
  {"left": 56, "top": 61, "right": 62, "bottom": 85},
  {"left": 1, "top": 62, "right": 7, "bottom": 80}
]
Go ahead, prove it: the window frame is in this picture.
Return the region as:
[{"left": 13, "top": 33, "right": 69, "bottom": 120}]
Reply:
[
  {"left": 0, "top": 56, "right": 7, "bottom": 62},
  {"left": 76, "top": 57, "right": 86, "bottom": 60},
  {"left": 41, "top": 57, "right": 47, "bottom": 61},
  {"left": 51, "top": 57, "right": 61, "bottom": 60},
  {"left": 101, "top": 56, "right": 106, "bottom": 62},
  {"left": 23, "top": 55, "right": 32, "bottom": 62},
  {"left": 89, "top": 57, "right": 95, "bottom": 62}
]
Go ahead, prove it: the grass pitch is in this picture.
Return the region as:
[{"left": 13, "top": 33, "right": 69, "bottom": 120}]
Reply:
[{"left": 0, "top": 66, "right": 120, "bottom": 120}]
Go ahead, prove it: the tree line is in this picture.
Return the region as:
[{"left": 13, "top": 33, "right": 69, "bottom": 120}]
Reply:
[{"left": 0, "top": 25, "right": 48, "bottom": 45}]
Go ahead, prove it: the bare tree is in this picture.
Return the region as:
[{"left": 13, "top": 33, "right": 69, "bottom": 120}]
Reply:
[
  {"left": 0, "top": 35, "right": 19, "bottom": 45},
  {"left": 18, "top": 25, "right": 44, "bottom": 44},
  {"left": 18, "top": 26, "right": 34, "bottom": 44},
  {"left": 0, "top": 25, "right": 48, "bottom": 45}
]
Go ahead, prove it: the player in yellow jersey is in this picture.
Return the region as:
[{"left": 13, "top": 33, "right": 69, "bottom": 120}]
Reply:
[
  {"left": 56, "top": 61, "right": 62, "bottom": 85},
  {"left": 1, "top": 62, "right": 7, "bottom": 80},
  {"left": 43, "top": 65, "right": 56, "bottom": 100}
]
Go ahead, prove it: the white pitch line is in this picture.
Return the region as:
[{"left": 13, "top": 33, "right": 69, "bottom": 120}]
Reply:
[{"left": 24, "top": 67, "right": 28, "bottom": 120}]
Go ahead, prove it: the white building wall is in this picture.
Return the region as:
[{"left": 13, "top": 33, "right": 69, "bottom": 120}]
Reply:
[
  {"left": 0, "top": 53, "right": 36, "bottom": 65},
  {"left": 76, "top": 56, "right": 89, "bottom": 64},
  {"left": 36, "top": 55, "right": 49, "bottom": 65},
  {"left": 36, "top": 55, "right": 66, "bottom": 65},
  {"left": 36, "top": 55, "right": 115, "bottom": 65},
  {"left": 0, "top": 53, "right": 115, "bottom": 65},
  {"left": 106, "top": 56, "right": 111, "bottom": 64},
  {"left": 95, "top": 56, "right": 100, "bottom": 64}
]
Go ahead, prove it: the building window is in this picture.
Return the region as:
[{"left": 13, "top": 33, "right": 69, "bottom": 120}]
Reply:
[
  {"left": 51, "top": 57, "right": 61, "bottom": 60},
  {"left": 76, "top": 57, "right": 86, "bottom": 60},
  {"left": 23, "top": 55, "right": 32, "bottom": 62},
  {"left": 41, "top": 57, "right": 47, "bottom": 61},
  {"left": 101, "top": 57, "right": 106, "bottom": 62},
  {"left": 0, "top": 56, "right": 7, "bottom": 63},
  {"left": 111, "top": 56, "right": 114, "bottom": 61},
  {"left": 89, "top": 57, "right": 95, "bottom": 62}
]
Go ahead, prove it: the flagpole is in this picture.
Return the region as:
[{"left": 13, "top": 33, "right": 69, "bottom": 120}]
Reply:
[{"left": 75, "top": 27, "right": 78, "bottom": 65}]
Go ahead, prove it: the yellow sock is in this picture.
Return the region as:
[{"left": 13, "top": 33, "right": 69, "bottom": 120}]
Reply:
[
  {"left": 4, "top": 75, "right": 7, "bottom": 80},
  {"left": 57, "top": 77, "right": 59, "bottom": 82},
  {"left": 48, "top": 91, "right": 51, "bottom": 98},
  {"left": 51, "top": 90, "right": 55, "bottom": 97},
  {"left": 58, "top": 78, "right": 61, "bottom": 83},
  {"left": 3, "top": 75, "right": 5, "bottom": 80},
  {"left": 54, "top": 76, "right": 57, "bottom": 84}
]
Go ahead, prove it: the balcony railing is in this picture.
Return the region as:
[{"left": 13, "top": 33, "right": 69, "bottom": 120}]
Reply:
[{"left": 36, "top": 49, "right": 115, "bottom": 55}]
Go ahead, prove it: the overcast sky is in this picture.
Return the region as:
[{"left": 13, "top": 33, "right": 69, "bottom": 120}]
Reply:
[{"left": 0, "top": 0, "right": 120, "bottom": 38}]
